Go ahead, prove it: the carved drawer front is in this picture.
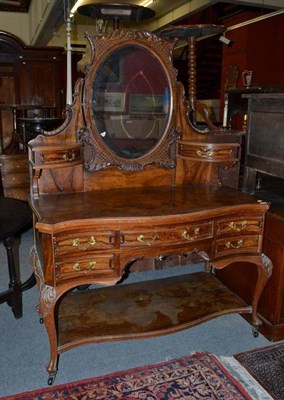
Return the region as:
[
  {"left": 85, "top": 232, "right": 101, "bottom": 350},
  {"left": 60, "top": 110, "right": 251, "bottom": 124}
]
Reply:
[
  {"left": 214, "top": 235, "right": 261, "bottom": 258},
  {"left": 121, "top": 222, "right": 213, "bottom": 248},
  {"left": 178, "top": 142, "right": 239, "bottom": 161},
  {"left": 31, "top": 143, "right": 83, "bottom": 169},
  {"left": 55, "top": 254, "right": 114, "bottom": 280},
  {"left": 54, "top": 231, "right": 115, "bottom": 257},
  {"left": 216, "top": 216, "right": 263, "bottom": 236}
]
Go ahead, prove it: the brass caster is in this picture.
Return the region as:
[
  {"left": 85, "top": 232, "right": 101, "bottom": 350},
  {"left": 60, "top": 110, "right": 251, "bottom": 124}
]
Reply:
[
  {"left": 47, "top": 375, "right": 55, "bottom": 386},
  {"left": 252, "top": 327, "right": 259, "bottom": 338}
]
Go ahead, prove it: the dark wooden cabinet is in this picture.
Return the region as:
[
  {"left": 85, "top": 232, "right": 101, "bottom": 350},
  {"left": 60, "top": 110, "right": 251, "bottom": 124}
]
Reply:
[
  {"left": 19, "top": 62, "right": 60, "bottom": 109},
  {"left": 0, "top": 31, "right": 65, "bottom": 200},
  {"left": 242, "top": 93, "right": 284, "bottom": 195},
  {"left": 261, "top": 207, "right": 284, "bottom": 340},
  {"left": 216, "top": 204, "right": 284, "bottom": 341},
  {"left": 0, "top": 153, "right": 29, "bottom": 201},
  {"left": 226, "top": 87, "right": 284, "bottom": 130},
  {"left": 0, "top": 30, "right": 64, "bottom": 154},
  {"left": 217, "top": 91, "right": 284, "bottom": 341}
]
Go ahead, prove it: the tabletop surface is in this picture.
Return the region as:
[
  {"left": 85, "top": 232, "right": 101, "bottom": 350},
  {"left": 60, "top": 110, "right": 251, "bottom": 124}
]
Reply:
[
  {"left": 0, "top": 197, "right": 32, "bottom": 241},
  {"left": 29, "top": 184, "right": 268, "bottom": 229}
]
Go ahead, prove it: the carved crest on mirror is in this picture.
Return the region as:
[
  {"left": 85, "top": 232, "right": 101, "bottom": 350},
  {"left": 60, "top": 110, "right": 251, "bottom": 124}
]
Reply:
[{"left": 80, "top": 30, "right": 181, "bottom": 171}]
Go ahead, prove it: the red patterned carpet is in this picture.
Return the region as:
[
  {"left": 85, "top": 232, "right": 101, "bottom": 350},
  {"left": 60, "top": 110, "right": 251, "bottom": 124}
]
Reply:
[
  {"left": 1, "top": 352, "right": 253, "bottom": 400},
  {"left": 235, "top": 342, "right": 284, "bottom": 400}
]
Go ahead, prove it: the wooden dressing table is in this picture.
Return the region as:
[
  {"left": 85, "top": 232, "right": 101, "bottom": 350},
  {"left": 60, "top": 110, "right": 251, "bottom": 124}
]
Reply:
[{"left": 28, "top": 29, "right": 272, "bottom": 384}]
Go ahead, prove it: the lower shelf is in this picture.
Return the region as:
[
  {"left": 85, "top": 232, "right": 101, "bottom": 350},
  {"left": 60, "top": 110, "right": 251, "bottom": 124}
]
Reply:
[{"left": 57, "top": 272, "right": 251, "bottom": 352}]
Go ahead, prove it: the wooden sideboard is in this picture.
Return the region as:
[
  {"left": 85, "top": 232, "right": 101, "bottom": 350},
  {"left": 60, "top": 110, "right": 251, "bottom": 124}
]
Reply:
[
  {"left": 0, "top": 31, "right": 64, "bottom": 154},
  {"left": 218, "top": 91, "right": 284, "bottom": 341},
  {"left": 260, "top": 205, "right": 284, "bottom": 340},
  {"left": 27, "top": 29, "right": 272, "bottom": 385},
  {"left": 0, "top": 153, "right": 29, "bottom": 201},
  {"left": 242, "top": 93, "right": 284, "bottom": 194},
  {"left": 217, "top": 183, "right": 284, "bottom": 341},
  {"left": 225, "top": 87, "right": 284, "bottom": 131}
]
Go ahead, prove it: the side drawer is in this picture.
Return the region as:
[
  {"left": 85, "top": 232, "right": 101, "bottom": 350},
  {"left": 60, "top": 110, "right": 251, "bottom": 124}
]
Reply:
[
  {"left": 177, "top": 141, "right": 240, "bottom": 162},
  {"left": 216, "top": 216, "right": 263, "bottom": 236},
  {"left": 55, "top": 254, "right": 115, "bottom": 281},
  {"left": 121, "top": 222, "right": 213, "bottom": 248},
  {"left": 30, "top": 143, "right": 83, "bottom": 169},
  {"left": 54, "top": 231, "right": 116, "bottom": 257},
  {"left": 213, "top": 235, "right": 261, "bottom": 258}
]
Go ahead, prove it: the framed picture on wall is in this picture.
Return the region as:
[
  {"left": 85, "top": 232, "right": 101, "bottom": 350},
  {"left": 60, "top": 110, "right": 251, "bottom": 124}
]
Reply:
[
  {"left": 94, "top": 92, "right": 126, "bottom": 113},
  {"left": 129, "top": 94, "right": 164, "bottom": 114},
  {"left": 98, "top": 52, "right": 124, "bottom": 87}
]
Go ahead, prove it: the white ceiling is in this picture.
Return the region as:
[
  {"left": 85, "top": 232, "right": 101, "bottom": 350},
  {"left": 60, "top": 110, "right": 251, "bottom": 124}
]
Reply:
[
  {"left": 71, "top": 0, "right": 283, "bottom": 19},
  {"left": 34, "top": 0, "right": 284, "bottom": 45}
]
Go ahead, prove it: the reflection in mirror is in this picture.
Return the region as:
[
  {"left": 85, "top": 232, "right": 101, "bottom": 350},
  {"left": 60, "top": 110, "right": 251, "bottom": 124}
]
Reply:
[{"left": 92, "top": 45, "right": 170, "bottom": 159}]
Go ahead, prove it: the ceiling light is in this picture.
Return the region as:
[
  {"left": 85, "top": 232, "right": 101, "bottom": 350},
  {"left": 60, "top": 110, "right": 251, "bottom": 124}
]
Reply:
[
  {"left": 77, "top": 2, "right": 155, "bottom": 22},
  {"left": 100, "top": 8, "right": 132, "bottom": 17},
  {"left": 70, "top": 0, "right": 82, "bottom": 17},
  {"left": 0, "top": 0, "right": 21, "bottom": 5},
  {"left": 143, "top": 0, "right": 154, "bottom": 7}
]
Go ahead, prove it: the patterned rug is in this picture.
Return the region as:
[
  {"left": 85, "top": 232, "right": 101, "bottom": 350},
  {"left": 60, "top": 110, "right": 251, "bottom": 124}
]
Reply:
[
  {"left": 1, "top": 352, "right": 254, "bottom": 400},
  {"left": 234, "top": 342, "right": 284, "bottom": 400}
]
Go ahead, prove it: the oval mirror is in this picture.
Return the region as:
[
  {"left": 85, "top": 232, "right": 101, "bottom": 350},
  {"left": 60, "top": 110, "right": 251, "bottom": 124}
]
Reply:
[{"left": 91, "top": 45, "right": 171, "bottom": 159}]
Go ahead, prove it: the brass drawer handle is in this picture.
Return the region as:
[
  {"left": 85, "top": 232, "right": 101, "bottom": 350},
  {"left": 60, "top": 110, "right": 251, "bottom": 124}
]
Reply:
[
  {"left": 137, "top": 234, "right": 144, "bottom": 243},
  {"left": 225, "top": 239, "right": 244, "bottom": 249},
  {"left": 182, "top": 228, "right": 200, "bottom": 241},
  {"left": 228, "top": 221, "right": 247, "bottom": 231},
  {"left": 89, "top": 236, "right": 96, "bottom": 245},
  {"left": 72, "top": 237, "right": 96, "bottom": 249},
  {"left": 72, "top": 238, "right": 80, "bottom": 247},
  {"left": 137, "top": 234, "right": 156, "bottom": 246},
  {"left": 63, "top": 151, "right": 75, "bottom": 162},
  {"left": 72, "top": 238, "right": 86, "bottom": 250},
  {"left": 89, "top": 261, "right": 97, "bottom": 270},
  {"left": 72, "top": 261, "right": 97, "bottom": 272},
  {"left": 196, "top": 149, "right": 213, "bottom": 158},
  {"left": 73, "top": 262, "right": 81, "bottom": 271}
]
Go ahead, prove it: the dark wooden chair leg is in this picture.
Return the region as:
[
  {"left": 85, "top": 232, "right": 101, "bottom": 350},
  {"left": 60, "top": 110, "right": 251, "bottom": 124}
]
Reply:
[
  {"left": 3, "top": 236, "right": 23, "bottom": 319},
  {"left": 20, "top": 273, "right": 36, "bottom": 292}
]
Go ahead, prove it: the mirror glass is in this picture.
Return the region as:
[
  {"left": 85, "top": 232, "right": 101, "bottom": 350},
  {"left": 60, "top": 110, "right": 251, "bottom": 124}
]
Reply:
[{"left": 91, "top": 45, "right": 171, "bottom": 159}]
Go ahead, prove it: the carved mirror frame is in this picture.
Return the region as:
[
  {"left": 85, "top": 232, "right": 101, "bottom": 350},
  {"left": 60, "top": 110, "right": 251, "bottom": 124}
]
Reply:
[{"left": 81, "top": 30, "right": 180, "bottom": 171}]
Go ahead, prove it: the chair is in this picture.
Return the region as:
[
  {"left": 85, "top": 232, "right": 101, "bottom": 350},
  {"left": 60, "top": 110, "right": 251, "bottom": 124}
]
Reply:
[{"left": 0, "top": 196, "right": 35, "bottom": 319}]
